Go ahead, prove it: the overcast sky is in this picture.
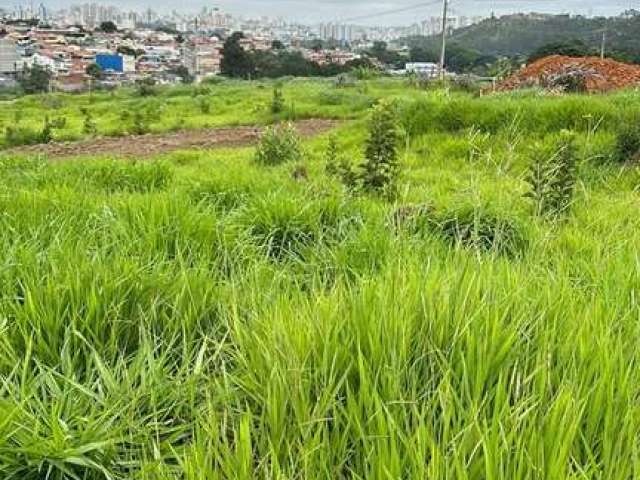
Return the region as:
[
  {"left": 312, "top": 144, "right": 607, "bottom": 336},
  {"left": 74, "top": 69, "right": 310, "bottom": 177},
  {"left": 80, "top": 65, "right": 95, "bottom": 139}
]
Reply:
[{"left": 23, "top": 0, "right": 640, "bottom": 24}]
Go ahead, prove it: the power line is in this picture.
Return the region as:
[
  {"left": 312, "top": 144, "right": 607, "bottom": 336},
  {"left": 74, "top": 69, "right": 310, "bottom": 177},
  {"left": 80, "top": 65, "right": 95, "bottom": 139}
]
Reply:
[{"left": 340, "top": 0, "right": 443, "bottom": 24}]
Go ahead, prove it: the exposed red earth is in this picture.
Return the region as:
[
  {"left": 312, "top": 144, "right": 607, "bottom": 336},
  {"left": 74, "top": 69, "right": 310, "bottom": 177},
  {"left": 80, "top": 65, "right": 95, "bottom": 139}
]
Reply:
[{"left": 497, "top": 55, "right": 640, "bottom": 93}]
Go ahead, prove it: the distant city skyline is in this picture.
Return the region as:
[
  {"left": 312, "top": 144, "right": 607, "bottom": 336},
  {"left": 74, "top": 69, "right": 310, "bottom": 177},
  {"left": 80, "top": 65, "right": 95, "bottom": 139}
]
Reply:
[{"left": 3, "top": 0, "right": 637, "bottom": 25}]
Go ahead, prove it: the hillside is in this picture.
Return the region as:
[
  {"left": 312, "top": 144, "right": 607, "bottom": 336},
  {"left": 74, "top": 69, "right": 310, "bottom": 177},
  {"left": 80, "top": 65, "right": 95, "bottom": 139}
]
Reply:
[{"left": 403, "top": 11, "right": 640, "bottom": 61}]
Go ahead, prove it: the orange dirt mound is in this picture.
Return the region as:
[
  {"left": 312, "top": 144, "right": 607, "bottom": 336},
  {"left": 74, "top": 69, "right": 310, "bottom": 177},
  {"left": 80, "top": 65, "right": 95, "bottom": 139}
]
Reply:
[{"left": 497, "top": 55, "right": 640, "bottom": 93}]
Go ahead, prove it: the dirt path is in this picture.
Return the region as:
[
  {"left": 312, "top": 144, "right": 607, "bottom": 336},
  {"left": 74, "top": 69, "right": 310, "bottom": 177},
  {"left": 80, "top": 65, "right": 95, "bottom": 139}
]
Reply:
[{"left": 4, "top": 119, "right": 340, "bottom": 159}]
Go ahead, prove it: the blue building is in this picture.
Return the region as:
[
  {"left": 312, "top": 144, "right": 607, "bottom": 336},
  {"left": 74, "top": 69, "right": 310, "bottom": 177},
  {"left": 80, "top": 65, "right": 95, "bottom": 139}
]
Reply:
[{"left": 95, "top": 54, "right": 124, "bottom": 73}]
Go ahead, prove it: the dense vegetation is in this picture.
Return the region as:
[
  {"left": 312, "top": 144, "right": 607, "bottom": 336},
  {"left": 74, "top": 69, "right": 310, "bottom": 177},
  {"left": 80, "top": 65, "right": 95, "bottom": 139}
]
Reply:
[
  {"left": 221, "top": 32, "right": 374, "bottom": 79},
  {"left": 1, "top": 78, "right": 640, "bottom": 478},
  {"left": 404, "top": 11, "right": 640, "bottom": 67}
]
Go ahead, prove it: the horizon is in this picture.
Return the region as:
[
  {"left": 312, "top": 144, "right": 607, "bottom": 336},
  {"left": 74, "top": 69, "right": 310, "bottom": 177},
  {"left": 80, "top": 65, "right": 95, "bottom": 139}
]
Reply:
[{"left": 4, "top": 0, "right": 636, "bottom": 25}]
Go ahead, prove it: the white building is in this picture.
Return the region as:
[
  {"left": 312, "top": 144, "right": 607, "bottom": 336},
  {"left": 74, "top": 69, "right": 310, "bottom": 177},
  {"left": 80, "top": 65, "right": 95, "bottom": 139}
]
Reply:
[
  {"left": 319, "top": 23, "right": 355, "bottom": 43},
  {"left": 0, "top": 38, "right": 19, "bottom": 74},
  {"left": 406, "top": 62, "right": 439, "bottom": 78}
]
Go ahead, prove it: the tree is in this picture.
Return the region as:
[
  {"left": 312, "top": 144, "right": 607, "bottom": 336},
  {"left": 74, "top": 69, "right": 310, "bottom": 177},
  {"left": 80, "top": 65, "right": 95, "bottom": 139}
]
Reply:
[
  {"left": 85, "top": 62, "right": 103, "bottom": 80},
  {"left": 309, "top": 39, "right": 323, "bottom": 52},
  {"left": 409, "top": 46, "right": 438, "bottom": 63},
  {"left": 528, "top": 40, "right": 594, "bottom": 63},
  {"left": 370, "top": 41, "right": 389, "bottom": 61},
  {"left": 367, "top": 41, "right": 404, "bottom": 68},
  {"left": 18, "top": 65, "right": 51, "bottom": 94},
  {"left": 358, "top": 100, "right": 401, "bottom": 197},
  {"left": 97, "top": 21, "right": 118, "bottom": 33},
  {"left": 221, "top": 32, "right": 255, "bottom": 79},
  {"left": 271, "top": 40, "right": 285, "bottom": 50},
  {"left": 155, "top": 25, "right": 178, "bottom": 35},
  {"left": 400, "top": 13, "right": 640, "bottom": 63},
  {"left": 135, "top": 77, "right": 157, "bottom": 97},
  {"left": 116, "top": 45, "right": 137, "bottom": 57},
  {"left": 445, "top": 44, "right": 491, "bottom": 72}
]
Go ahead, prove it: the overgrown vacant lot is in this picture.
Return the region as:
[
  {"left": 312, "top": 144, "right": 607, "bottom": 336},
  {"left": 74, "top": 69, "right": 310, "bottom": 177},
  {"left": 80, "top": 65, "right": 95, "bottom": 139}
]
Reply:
[{"left": 1, "top": 79, "right": 640, "bottom": 479}]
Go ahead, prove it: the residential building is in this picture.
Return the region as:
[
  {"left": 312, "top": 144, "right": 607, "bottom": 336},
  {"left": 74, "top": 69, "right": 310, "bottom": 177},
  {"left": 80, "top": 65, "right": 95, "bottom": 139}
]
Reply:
[
  {"left": 0, "top": 37, "right": 19, "bottom": 73},
  {"left": 182, "top": 37, "right": 221, "bottom": 79},
  {"left": 406, "top": 62, "right": 439, "bottom": 77},
  {"left": 95, "top": 53, "right": 135, "bottom": 72}
]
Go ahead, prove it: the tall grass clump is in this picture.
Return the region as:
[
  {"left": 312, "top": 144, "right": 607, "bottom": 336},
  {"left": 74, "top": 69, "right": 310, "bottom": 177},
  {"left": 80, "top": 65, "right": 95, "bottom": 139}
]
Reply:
[
  {"left": 255, "top": 123, "right": 303, "bottom": 166},
  {"left": 188, "top": 167, "right": 270, "bottom": 212},
  {"left": 240, "top": 192, "right": 359, "bottom": 261},
  {"left": 82, "top": 160, "right": 174, "bottom": 193},
  {"left": 525, "top": 131, "right": 578, "bottom": 217},
  {"left": 271, "top": 86, "right": 285, "bottom": 114},
  {"left": 614, "top": 123, "right": 640, "bottom": 163},
  {"left": 416, "top": 203, "right": 528, "bottom": 257}
]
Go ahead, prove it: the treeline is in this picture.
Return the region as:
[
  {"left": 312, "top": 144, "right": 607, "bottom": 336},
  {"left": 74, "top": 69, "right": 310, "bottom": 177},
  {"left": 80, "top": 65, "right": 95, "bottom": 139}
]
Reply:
[
  {"left": 221, "top": 32, "right": 373, "bottom": 79},
  {"left": 402, "top": 11, "right": 640, "bottom": 66},
  {"left": 404, "top": 40, "right": 499, "bottom": 75}
]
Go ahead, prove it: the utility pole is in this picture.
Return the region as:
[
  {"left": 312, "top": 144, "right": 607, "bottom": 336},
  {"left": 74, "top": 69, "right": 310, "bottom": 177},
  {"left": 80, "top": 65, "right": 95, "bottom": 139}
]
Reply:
[
  {"left": 600, "top": 29, "right": 607, "bottom": 59},
  {"left": 439, "top": 0, "right": 449, "bottom": 82}
]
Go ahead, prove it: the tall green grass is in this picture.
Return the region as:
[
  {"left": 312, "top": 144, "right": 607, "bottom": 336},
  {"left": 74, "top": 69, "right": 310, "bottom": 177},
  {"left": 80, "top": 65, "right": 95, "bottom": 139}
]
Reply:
[{"left": 1, "top": 86, "right": 640, "bottom": 479}]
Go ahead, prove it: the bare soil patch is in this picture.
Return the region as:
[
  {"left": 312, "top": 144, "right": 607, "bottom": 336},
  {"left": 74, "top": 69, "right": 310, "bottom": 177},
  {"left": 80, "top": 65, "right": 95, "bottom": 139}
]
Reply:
[{"left": 5, "top": 119, "right": 340, "bottom": 159}]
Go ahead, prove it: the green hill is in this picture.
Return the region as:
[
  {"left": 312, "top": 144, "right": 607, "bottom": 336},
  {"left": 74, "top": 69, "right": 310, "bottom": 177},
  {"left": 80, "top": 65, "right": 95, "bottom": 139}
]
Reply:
[{"left": 402, "top": 11, "right": 640, "bottom": 63}]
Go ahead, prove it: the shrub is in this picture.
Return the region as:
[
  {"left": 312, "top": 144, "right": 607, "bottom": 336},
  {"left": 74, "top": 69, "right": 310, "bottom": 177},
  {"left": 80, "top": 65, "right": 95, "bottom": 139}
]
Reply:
[
  {"left": 291, "top": 164, "right": 308, "bottom": 182},
  {"left": 136, "top": 77, "right": 157, "bottom": 97},
  {"left": 198, "top": 97, "right": 211, "bottom": 114},
  {"left": 4, "top": 126, "right": 43, "bottom": 147},
  {"left": 18, "top": 64, "right": 51, "bottom": 94},
  {"left": 351, "top": 66, "right": 378, "bottom": 80},
  {"left": 524, "top": 131, "right": 578, "bottom": 217},
  {"left": 255, "top": 123, "right": 303, "bottom": 166},
  {"left": 451, "top": 75, "right": 481, "bottom": 94},
  {"left": 190, "top": 85, "right": 211, "bottom": 97},
  {"left": 3, "top": 116, "right": 66, "bottom": 146},
  {"left": 614, "top": 124, "right": 640, "bottom": 163},
  {"left": 131, "top": 112, "right": 150, "bottom": 135},
  {"left": 80, "top": 107, "right": 97, "bottom": 135},
  {"left": 40, "top": 116, "right": 66, "bottom": 143},
  {"left": 271, "top": 86, "right": 285, "bottom": 114},
  {"left": 334, "top": 74, "right": 357, "bottom": 88},
  {"left": 325, "top": 136, "right": 358, "bottom": 191},
  {"left": 12, "top": 110, "right": 23, "bottom": 125},
  {"left": 202, "top": 76, "right": 226, "bottom": 85},
  {"left": 316, "top": 90, "right": 375, "bottom": 109},
  {"left": 41, "top": 96, "right": 64, "bottom": 110},
  {"left": 358, "top": 100, "right": 401, "bottom": 197}
]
